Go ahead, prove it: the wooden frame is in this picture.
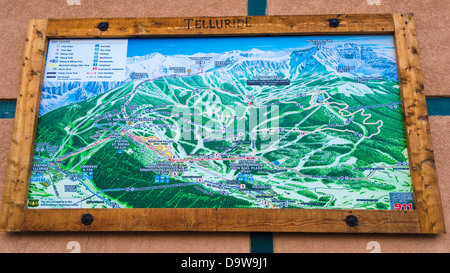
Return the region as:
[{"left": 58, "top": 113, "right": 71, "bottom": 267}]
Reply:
[{"left": 0, "top": 14, "right": 445, "bottom": 233}]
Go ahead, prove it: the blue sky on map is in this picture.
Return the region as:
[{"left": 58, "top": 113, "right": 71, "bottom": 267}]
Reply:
[{"left": 126, "top": 35, "right": 396, "bottom": 58}]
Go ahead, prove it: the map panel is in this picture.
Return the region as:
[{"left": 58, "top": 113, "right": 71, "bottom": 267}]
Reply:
[{"left": 27, "top": 36, "right": 413, "bottom": 210}]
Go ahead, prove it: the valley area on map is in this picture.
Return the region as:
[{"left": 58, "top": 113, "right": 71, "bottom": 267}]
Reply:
[{"left": 28, "top": 35, "right": 414, "bottom": 210}]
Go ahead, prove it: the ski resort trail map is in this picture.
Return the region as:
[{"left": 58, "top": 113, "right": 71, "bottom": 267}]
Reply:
[{"left": 28, "top": 35, "right": 415, "bottom": 210}]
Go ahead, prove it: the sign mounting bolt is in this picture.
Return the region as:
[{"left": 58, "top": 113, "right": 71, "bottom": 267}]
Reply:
[
  {"left": 97, "top": 22, "right": 109, "bottom": 31},
  {"left": 81, "top": 213, "right": 94, "bottom": 226},
  {"left": 328, "top": 18, "right": 340, "bottom": 28},
  {"left": 345, "top": 215, "right": 359, "bottom": 227}
]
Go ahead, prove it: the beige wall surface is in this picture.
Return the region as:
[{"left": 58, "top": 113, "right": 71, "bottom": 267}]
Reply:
[{"left": 0, "top": 0, "right": 449, "bottom": 253}]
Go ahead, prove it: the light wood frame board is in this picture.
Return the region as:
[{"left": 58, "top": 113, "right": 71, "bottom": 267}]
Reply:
[{"left": 0, "top": 14, "right": 445, "bottom": 233}]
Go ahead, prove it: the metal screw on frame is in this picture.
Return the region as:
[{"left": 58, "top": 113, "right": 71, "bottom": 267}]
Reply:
[
  {"left": 328, "top": 18, "right": 340, "bottom": 28},
  {"left": 81, "top": 213, "right": 94, "bottom": 226},
  {"left": 345, "top": 215, "right": 359, "bottom": 227},
  {"left": 97, "top": 22, "right": 109, "bottom": 31}
]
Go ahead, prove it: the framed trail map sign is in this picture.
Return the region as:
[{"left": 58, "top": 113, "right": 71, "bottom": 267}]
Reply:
[{"left": 0, "top": 14, "right": 445, "bottom": 233}]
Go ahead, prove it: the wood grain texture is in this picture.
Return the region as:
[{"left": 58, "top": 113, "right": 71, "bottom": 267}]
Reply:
[
  {"left": 216, "top": 209, "right": 420, "bottom": 233},
  {"left": 21, "top": 208, "right": 421, "bottom": 233},
  {"left": 45, "top": 14, "right": 394, "bottom": 38},
  {"left": 0, "top": 19, "right": 48, "bottom": 231},
  {"left": 22, "top": 209, "right": 218, "bottom": 232},
  {"left": 393, "top": 14, "right": 446, "bottom": 234}
]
